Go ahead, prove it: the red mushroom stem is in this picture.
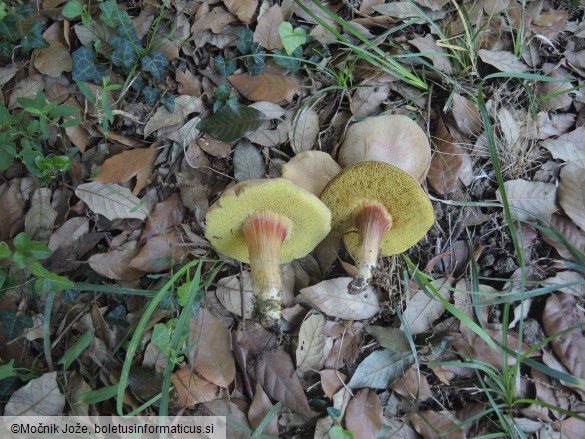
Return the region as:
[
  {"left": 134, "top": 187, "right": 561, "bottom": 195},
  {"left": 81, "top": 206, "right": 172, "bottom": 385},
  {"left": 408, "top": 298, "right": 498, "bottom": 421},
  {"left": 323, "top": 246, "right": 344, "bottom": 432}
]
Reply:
[
  {"left": 350, "top": 201, "right": 393, "bottom": 291},
  {"left": 243, "top": 211, "right": 289, "bottom": 322}
]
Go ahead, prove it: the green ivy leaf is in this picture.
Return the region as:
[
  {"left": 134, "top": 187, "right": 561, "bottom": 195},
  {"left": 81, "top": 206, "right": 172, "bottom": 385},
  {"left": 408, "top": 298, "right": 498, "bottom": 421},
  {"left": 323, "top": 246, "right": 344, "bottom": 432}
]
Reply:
[
  {"left": 274, "top": 46, "right": 302, "bottom": 73},
  {"left": 244, "top": 52, "right": 265, "bottom": 75},
  {"left": 151, "top": 321, "right": 173, "bottom": 354},
  {"left": 72, "top": 46, "right": 105, "bottom": 82},
  {"left": 142, "top": 51, "right": 168, "bottom": 80},
  {"left": 160, "top": 93, "right": 175, "bottom": 112},
  {"left": 30, "top": 262, "right": 74, "bottom": 295},
  {"left": 100, "top": 0, "right": 131, "bottom": 28},
  {"left": 197, "top": 104, "right": 265, "bottom": 143},
  {"left": 109, "top": 35, "right": 136, "bottom": 69},
  {"left": 62, "top": 0, "right": 84, "bottom": 19},
  {"left": 0, "top": 14, "right": 16, "bottom": 41},
  {"left": 215, "top": 55, "right": 236, "bottom": 77},
  {"left": 0, "top": 310, "right": 33, "bottom": 342},
  {"left": 21, "top": 20, "right": 49, "bottom": 53},
  {"left": 278, "top": 22, "right": 307, "bottom": 55},
  {"left": 143, "top": 86, "right": 160, "bottom": 105},
  {"left": 0, "top": 2, "right": 8, "bottom": 21},
  {"left": 235, "top": 27, "right": 254, "bottom": 54},
  {"left": 0, "top": 136, "right": 16, "bottom": 172},
  {"left": 329, "top": 425, "right": 354, "bottom": 439},
  {"left": 0, "top": 242, "right": 11, "bottom": 260},
  {"left": 11, "top": 233, "right": 51, "bottom": 269}
]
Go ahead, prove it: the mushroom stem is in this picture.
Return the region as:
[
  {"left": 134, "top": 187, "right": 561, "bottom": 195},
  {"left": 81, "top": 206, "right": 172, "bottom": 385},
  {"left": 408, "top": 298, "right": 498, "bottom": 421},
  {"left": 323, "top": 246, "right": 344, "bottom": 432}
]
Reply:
[
  {"left": 350, "top": 202, "right": 393, "bottom": 291},
  {"left": 242, "top": 211, "right": 289, "bottom": 322}
]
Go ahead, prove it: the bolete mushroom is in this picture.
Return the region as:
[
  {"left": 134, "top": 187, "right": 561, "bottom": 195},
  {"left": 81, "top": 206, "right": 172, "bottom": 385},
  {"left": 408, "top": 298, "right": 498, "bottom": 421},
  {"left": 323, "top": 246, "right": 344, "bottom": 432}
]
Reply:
[
  {"left": 205, "top": 178, "right": 331, "bottom": 323},
  {"left": 338, "top": 114, "right": 431, "bottom": 183},
  {"left": 281, "top": 150, "right": 342, "bottom": 196},
  {"left": 320, "top": 161, "right": 434, "bottom": 290}
]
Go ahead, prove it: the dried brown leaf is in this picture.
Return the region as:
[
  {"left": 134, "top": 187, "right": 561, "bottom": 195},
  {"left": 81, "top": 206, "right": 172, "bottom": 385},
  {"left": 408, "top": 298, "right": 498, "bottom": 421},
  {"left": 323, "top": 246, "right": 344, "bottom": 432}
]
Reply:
[
  {"left": 478, "top": 49, "right": 528, "bottom": 72},
  {"left": 248, "top": 383, "right": 279, "bottom": 436},
  {"left": 402, "top": 278, "right": 451, "bottom": 335},
  {"left": 129, "top": 231, "right": 187, "bottom": 273},
  {"left": 4, "top": 372, "right": 65, "bottom": 417},
  {"left": 542, "top": 213, "right": 585, "bottom": 260},
  {"left": 350, "top": 82, "right": 391, "bottom": 117},
  {"left": 252, "top": 349, "right": 311, "bottom": 417},
  {"left": 223, "top": 0, "right": 257, "bottom": 23},
  {"left": 189, "top": 308, "right": 236, "bottom": 388},
  {"left": 296, "top": 313, "right": 326, "bottom": 371},
  {"left": 345, "top": 389, "right": 384, "bottom": 439},
  {"left": 32, "top": 40, "right": 72, "bottom": 77},
  {"left": 410, "top": 34, "right": 453, "bottom": 74},
  {"left": 191, "top": 6, "right": 236, "bottom": 37},
  {"left": 541, "top": 271, "right": 585, "bottom": 297},
  {"left": 320, "top": 370, "right": 346, "bottom": 399},
  {"left": 144, "top": 96, "right": 201, "bottom": 138},
  {"left": 140, "top": 193, "right": 185, "bottom": 244},
  {"left": 48, "top": 217, "right": 89, "bottom": 252},
  {"left": 171, "top": 368, "right": 219, "bottom": 407},
  {"left": 24, "top": 188, "right": 57, "bottom": 241},
  {"left": 215, "top": 272, "right": 254, "bottom": 319},
  {"left": 93, "top": 146, "right": 156, "bottom": 187},
  {"left": 228, "top": 73, "right": 298, "bottom": 103},
  {"left": 300, "top": 277, "right": 380, "bottom": 320},
  {"left": 289, "top": 107, "right": 319, "bottom": 153},
  {"left": 8, "top": 75, "right": 45, "bottom": 110},
  {"left": 411, "top": 410, "right": 465, "bottom": 439},
  {"left": 75, "top": 181, "right": 149, "bottom": 221},
  {"left": 427, "top": 119, "right": 463, "bottom": 195},
  {"left": 542, "top": 293, "right": 585, "bottom": 379},
  {"left": 452, "top": 94, "right": 481, "bottom": 137},
  {"left": 537, "top": 67, "right": 573, "bottom": 111},
  {"left": 88, "top": 241, "right": 144, "bottom": 281},
  {"left": 497, "top": 179, "right": 558, "bottom": 221},
  {"left": 391, "top": 366, "right": 433, "bottom": 401},
  {"left": 0, "top": 182, "right": 25, "bottom": 241},
  {"left": 197, "top": 137, "right": 232, "bottom": 158},
  {"left": 558, "top": 164, "right": 585, "bottom": 231},
  {"left": 253, "top": 4, "right": 283, "bottom": 50},
  {"left": 541, "top": 127, "right": 585, "bottom": 168}
]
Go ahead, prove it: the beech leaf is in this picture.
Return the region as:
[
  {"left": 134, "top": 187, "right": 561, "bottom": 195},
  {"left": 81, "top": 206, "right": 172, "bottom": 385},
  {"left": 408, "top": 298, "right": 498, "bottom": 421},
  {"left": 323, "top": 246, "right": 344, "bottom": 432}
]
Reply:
[
  {"left": 253, "top": 5, "right": 283, "bottom": 50},
  {"left": 427, "top": 119, "right": 464, "bottom": 195},
  {"left": 541, "top": 127, "right": 585, "bottom": 168},
  {"left": 478, "top": 49, "right": 528, "bottom": 72},
  {"left": 289, "top": 107, "right": 319, "bottom": 153},
  {"left": 401, "top": 278, "right": 451, "bottom": 335},
  {"left": 345, "top": 389, "right": 384, "bottom": 439},
  {"left": 233, "top": 140, "right": 265, "bottom": 181},
  {"left": 4, "top": 371, "right": 65, "bottom": 417},
  {"left": 197, "top": 104, "right": 265, "bottom": 142},
  {"left": 171, "top": 368, "right": 219, "bottom": 407},
  {"left": 93, "top": 146, "right": 156, "bottom": 186}
]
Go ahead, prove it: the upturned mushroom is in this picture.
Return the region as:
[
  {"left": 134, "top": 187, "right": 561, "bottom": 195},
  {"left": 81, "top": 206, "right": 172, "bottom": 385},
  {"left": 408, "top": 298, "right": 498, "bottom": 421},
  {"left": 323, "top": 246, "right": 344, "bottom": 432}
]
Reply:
[
  {"left": 205, "top": 179, "right": 331, "bottom": 323},
  {"left": 320, "top": 161, "right": 434, "bottom": 291},
  {"left": 281, "top": 150, "right": 342, "bottom": 196},
  {"left": 338, "top": 114, "right": 431, "bottom": 183}
]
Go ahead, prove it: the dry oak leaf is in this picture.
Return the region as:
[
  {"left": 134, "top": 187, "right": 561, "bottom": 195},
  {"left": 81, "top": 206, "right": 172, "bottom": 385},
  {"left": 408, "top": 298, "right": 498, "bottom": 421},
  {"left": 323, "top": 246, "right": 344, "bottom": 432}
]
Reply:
[
  {"left": 75, "top": 181, "right": 149, "bottom": 221},
  {"left": 228, "top": 73, "right": 298, "bottom": 103},
  {"left": 88, "top": 241, "right": 145, "bottom": 281},
  {"left": 223, "top": 0, "right": 258, "bottom": 23},
  {"left": 144, "top": 96, "right": 201, "bottom": 138},
  {"left": 253, "top": 4, "right": 284, "bottom": 50},
  {"left": 32, "top": 40, "right": 72, "bottom": 77},
  {"left": 543, "top": 293, "right": 585, "bottom": 380},
  {"left": 92, "top": 146, "right": 156, "bottom": 189},
  {"left": 191, "top": 6, "right": 236, "bottom": 37},
  {"left": 252, "top": 348, "right": 312, "bottom": 417},
  {"left": 558, "top": 164, "right": 585, "bottom": 231},
  {"left": 411, "top": 410, "right": 465, "bottom": 439},
  {"left": 129, "top": 230, "right": 188, "bottom": 273},
  {"left": 345, "top": 389, "right": 384, "bottom": 439},
  {"left": 300, "top": 277, "right": 380, "bottom": 320},
  {"left": 427, "top": 118, "right": 464, "bottom": 195},
  {"left": 171, "top": 367, "right": 220, "bottom": 407},
  {"left": 248, "top": 383, "right": 279, "bottom": 436},
  {"left": 189, "top": 307, "right": 236, "bottom": 388},
  {"left": 497, "top": 179, "right": 558, "bottom": 221}
]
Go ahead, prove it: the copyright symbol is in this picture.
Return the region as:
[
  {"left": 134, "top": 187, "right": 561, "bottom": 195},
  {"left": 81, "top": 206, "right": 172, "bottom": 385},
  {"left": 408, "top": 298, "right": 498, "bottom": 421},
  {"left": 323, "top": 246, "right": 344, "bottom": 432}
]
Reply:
[{"left": 11, "top": 424, "right": 19, "bottom": 433}]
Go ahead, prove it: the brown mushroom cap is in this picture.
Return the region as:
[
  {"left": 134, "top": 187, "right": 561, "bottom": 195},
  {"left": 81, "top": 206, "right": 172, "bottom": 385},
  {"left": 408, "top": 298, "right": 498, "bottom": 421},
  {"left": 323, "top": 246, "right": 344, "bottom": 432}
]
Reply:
[
  {"left": 320, "top": 161, "right": 434, "bottom": 256},
  {"left": 205, "top": 178, "right": 331, "bottom": 263},
  {"left": 338, "top": 114, "right": 431, "bottom": 183},
  {"left": 281, "top": 151, "right": 342, "bottom": 196}
]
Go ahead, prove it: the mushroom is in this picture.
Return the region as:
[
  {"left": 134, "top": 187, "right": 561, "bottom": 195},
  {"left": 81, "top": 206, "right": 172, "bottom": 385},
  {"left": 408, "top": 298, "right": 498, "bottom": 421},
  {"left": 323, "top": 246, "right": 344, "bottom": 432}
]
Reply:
[
  {"left": 281, "top": 151, "right": 342, "bottom": 196},
  {"left": 205, "top": 178, "right": 331, "bottom": 323},
  {"left": 338, "top": 114, "right": 431, "bottom": 183},
  {"left": 320, "top": 161, "right": 434, "bottom": 290}
]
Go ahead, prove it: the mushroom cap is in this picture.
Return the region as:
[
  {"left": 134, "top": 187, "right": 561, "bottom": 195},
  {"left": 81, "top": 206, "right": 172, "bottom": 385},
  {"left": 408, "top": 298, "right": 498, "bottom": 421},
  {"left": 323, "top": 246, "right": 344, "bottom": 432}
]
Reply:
[
  {"left": 205, "top": 178, "right": 332, "bottom": 264},
  {"left": 338, "top": 114, "right": 431, "bottom": 183},
  {"left": 320, "top": 161, "right": 434, "bottom": 256},
  {"left": 281, "top": 151, "right": 342, "bottom": 196}
]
